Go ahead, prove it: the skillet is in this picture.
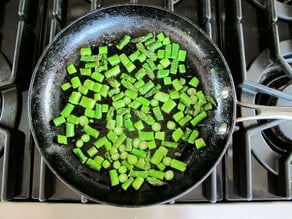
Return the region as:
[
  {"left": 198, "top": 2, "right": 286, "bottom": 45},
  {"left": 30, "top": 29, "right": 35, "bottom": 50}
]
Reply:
[{"left": 29, "top": 4, "right": 240, "bottom": 206}]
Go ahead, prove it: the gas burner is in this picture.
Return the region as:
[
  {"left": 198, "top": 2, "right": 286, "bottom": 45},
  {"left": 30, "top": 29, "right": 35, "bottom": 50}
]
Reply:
[
  {"left": 277, "top": 0, "right": 292, "bottom": 5},
  {"left": 256, "top": 71, "right": 292, "bottom": 153},
  {"left": 241, "top": 39, "right": 292, "bottom": 175},
  {"left": 251, "top": 0, "right": 292, "bottom": 20}
]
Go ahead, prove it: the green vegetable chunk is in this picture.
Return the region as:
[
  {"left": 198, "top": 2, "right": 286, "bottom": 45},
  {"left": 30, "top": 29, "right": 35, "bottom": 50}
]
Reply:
[
  {"left": 132, "top": 177, "right": 144, "bottom": 190},
  {"left": 122, "top": 177, "right": 134, "bottom": 190},
  {"left": 53, "top": 116, "right": 66, "bottom": 126},
  {"left": 195, "top": 137, "right": 207, "bottom": 149},
  {"left": 161, "top": 99, "right": 176, "bottom": 113},
  {"left": 66, "top": 64, "right": 77, "bottom": 75},
  {"left": 57, "top": 135, "right": 67, "bottom": 145},
  {"left": 86, "top": 158, "right": 101, "bottom": 171},
  {"left": 165, "top": 170, "right": 174, "bottom": 181},
  {"left": 60, "top": 103, "right": 74, "bottom": 117},
  {"left": 66, "top": 123, "right": 75, "bottom": 137},
  {"left": 170, "top": 159, "right": 187, "bottom": 172},
  {"left": 116, "top": 35, "right": 131, "bottom": 50},
  {"left": 109, "top": 169, "right": 119, "bottom": 186},
  {"left": 190, "top": 111, "right": 208, "bottom": 126}
]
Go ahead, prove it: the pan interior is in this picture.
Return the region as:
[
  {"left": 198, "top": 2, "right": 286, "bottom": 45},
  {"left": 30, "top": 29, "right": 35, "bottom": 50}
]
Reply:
[{"left": 29, "top": 5, "right": 235, "bottom": 206}]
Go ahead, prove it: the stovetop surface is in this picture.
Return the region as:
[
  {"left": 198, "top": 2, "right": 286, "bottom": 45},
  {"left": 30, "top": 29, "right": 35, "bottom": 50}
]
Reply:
[{"left": 0, "top": 0, "right": 291, "bottom": 204}]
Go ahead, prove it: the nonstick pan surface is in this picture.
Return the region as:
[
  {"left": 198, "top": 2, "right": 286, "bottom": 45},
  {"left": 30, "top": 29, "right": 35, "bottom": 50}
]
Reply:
[{"left": 28, "top": 5, "right": 236, "bottom": 206}]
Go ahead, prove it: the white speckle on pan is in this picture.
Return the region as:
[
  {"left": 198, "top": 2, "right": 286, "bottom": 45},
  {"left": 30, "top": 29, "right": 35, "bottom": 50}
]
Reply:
[
  {"left": 45, "top": 144, "right": 65, "bottom": 155},
  {"left": 216, "top": 122, "right": 228, "bottom": 135},
  {"left": 221, "top": 87, "right": 230, "bottom": 99}
]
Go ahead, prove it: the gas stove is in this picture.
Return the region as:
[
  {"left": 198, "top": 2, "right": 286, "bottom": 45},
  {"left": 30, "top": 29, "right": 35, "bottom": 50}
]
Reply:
[{"left": 0, "top": 0, "right": 291, "bottom": 204}]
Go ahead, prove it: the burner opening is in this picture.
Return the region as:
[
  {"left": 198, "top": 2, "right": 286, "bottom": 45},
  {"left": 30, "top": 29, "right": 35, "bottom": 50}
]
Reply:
[
  {"left": 256, "top": 70, "right": 292, "bottom": 153},
  {"left": 277, "top": 0, "right": 292, "bottom": 5}
]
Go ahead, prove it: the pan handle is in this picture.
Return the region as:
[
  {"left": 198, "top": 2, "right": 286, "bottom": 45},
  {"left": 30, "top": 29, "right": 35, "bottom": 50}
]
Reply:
[{"left": 236, "top": 101, "right": 292, "bottom": 122}]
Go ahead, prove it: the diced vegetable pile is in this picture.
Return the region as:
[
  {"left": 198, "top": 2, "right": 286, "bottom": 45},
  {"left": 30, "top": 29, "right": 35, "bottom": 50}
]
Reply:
[{"left": 53, "top": 32, "right": 216, "bottom": 191}]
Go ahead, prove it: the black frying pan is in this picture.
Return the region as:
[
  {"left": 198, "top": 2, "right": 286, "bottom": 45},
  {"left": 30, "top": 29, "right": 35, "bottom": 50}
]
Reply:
[{"left": 28, "top": 5, "right": 236, "bottom": 206}]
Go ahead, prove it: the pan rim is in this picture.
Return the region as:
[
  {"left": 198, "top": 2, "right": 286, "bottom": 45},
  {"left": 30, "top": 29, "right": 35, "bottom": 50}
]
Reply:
[{"left": 28, "top": 4, "right": 237, "bottom": 206}]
